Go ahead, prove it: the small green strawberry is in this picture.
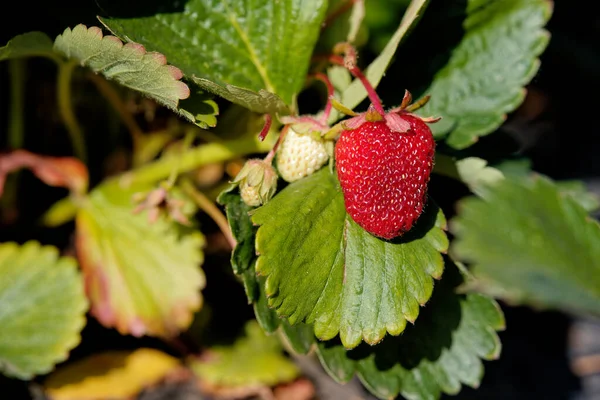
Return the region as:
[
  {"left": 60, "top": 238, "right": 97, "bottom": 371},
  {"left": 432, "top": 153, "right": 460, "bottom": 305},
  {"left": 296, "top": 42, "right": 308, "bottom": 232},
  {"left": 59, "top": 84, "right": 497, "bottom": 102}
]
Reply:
[{"left": 276, "top": 127, "right": 329, "bottom": 183}]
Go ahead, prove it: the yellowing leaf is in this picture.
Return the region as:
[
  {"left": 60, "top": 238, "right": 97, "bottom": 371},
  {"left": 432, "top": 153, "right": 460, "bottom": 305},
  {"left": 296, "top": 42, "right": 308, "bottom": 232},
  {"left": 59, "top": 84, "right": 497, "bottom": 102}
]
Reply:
[
  {"left": 191, "top": 321, "right": 299, "bottom": 388},
  {"left": 76, "top": 182, "right": 205, "bottom": 337},
  {"left": 44, "top": 348, "right": 179, "bottom": 400}
]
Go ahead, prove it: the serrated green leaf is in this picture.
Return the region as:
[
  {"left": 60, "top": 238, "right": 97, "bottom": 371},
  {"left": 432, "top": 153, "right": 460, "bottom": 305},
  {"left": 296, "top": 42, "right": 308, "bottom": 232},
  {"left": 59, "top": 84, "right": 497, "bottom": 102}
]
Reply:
[
  {"left": 315, "top": 262, "right": 504, "bottom": 400},
  {"left": 333, "top": 0, "right": 430, "bottom": 121},
  {"left": 254, "top": 274, "right": 281, "bottom": 334},
  {"left": 252, "top": 169, "right": 448, "bottom": 349},
  {"left": 0, "top": 241, "right": 87, "bottom": 379},
  {"left": 217, "top": 187, "right": 318, "bottom": 354},
  {"left": 53, "top": 25, "right": 217, "bottom": 126},
  {"left": 451, "top": 176, "right": 600, "bottom": 315},
  {"left": 190, "top": 320, "right": 299, "bottom": 388},
  {"left": 75, "top": 181, "right": 205, "bottom": 337},
  {"left": 100, "top": 0, "right": 328, "bottom": 111},
  {"left": 0, "top": 32, "right": 56, "bottom": 61},
  {"left": 416, "top": 0, "right": 552, "bottom": 149},
  {"left": 555, "top": 180, "right": 600, "bottom": 213}
]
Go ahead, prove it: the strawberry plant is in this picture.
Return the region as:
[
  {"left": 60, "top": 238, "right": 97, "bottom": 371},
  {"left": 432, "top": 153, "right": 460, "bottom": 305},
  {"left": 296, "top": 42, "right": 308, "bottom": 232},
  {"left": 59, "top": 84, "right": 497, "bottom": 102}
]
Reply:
[{"left": 1, "top": 0, "right": 599, "bottom": 399}]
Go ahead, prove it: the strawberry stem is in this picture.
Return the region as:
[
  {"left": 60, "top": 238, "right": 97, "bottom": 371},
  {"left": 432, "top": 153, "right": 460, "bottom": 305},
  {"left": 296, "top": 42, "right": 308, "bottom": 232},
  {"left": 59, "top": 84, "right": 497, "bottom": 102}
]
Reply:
[
  {"left": 264, "top": 124, "right": 289, "bottom": 164},
  {"left": 309, "top": 72, "right": 335, "bottom": 124},
  {"left": 257, "top": 114, "right": 273, "bottom": 142},
  {"left": 330, "top": 43, "right": 386, "bottom": 117}
]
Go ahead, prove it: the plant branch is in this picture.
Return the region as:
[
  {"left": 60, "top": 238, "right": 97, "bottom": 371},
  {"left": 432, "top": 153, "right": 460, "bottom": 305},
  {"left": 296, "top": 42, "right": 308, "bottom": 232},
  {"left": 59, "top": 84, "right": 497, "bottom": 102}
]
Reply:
[
  {"left": 181, "top": 179, "right": 236, "bottom": 250},
  {"left": 331, "top": 43, "right": 386, "bottom": 116},
  {"left": 57, "top": 59, "right": 86, "bottom": 162},
  {"left": 115, "top": 137, "right": 273, "bottom": 189},
  {"left": 258, "top": 114, "right": 273, "bottom": 141}
]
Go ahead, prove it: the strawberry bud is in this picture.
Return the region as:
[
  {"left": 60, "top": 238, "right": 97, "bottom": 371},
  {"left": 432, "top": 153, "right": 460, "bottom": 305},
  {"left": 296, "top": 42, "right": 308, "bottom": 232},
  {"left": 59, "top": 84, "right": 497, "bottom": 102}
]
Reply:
[{"left": 233, "top": 159, "right": 278, "bottom": 207}]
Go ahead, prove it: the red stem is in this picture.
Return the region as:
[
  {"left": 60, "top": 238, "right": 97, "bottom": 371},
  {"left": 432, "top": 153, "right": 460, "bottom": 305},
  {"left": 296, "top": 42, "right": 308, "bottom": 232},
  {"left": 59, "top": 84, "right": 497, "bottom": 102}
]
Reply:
[
  {"left": 257, "top": 114, "right": 273, "bottom": 141},
  {"left": 264, "top": 125, "right": 289, "bottom": 164},
  {"left": 309, "top": 72, "right": 335, "bottom": 124},
  {"left": 328, "top": 49, "right": 386, "bottom": 117}
]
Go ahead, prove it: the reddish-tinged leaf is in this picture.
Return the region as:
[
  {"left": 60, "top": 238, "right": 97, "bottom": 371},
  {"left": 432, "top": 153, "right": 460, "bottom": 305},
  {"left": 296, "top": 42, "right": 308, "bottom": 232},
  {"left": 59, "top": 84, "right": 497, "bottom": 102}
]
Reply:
[
  {"left": 0, "top": 150, "right": 88, "bottom": 196},
  {"left": 75, "top": 182, "right": 205, "bottom": 338}
]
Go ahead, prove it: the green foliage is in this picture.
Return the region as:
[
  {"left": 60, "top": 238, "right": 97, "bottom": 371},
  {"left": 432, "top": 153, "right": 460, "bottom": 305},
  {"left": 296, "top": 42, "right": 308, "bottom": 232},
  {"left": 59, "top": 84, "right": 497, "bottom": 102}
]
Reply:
[
  {"left": 252, "top": 169, "right": 448, "bottom": 349},
  {"left": 315, "top": 263, "right": 504, "bottom": 400},
  {"left": 75, "top": 182, "right": 205, "bottom": 337},
  {"left": 0, "top": 242, "right": 87, "bottom": 379},
  {"left": 190, "top": 320, "right": 299, "bottom": 387},
  {"left": 100, "top": 0, "right": 329, "bottom": 112},
  {"left": 415, "top": 0, "right": 552, "bottom": 148},
  {"left": 452, "top": 176, "right": 600, "bottom": 315},
  {"left": 0, "top": 32, "right": 56, "bottom": 61},
  {"left": 0, "top": 1, "right": 574, "bottom": 399}
]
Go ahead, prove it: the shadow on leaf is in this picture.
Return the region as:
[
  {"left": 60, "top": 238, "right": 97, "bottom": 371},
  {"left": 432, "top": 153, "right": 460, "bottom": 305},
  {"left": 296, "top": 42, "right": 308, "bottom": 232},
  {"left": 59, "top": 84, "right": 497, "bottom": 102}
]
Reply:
[{"left": 388, "top": 196, "right": 440, "bottom": 244}]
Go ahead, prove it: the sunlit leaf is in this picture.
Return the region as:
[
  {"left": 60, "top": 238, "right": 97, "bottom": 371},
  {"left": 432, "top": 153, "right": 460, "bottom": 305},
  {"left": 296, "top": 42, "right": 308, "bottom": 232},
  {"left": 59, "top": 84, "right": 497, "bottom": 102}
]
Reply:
[
  {"left": 252, "top": 169, "right": 448, "bottom": 348},
  {"left": 100, "top": 0, "right": 329, "bottom": 112},
  {"left": 414, "top": 0, "right": 552, "bottom": 148},
  {"left": 315, "top": 262, "right": 504, "bottom": 400},
  {"left": 0, "top": 242, "right": 87, "bottom": 379},
  {"left": 190, "top": 320, "right": 299, "bottom": 388}
]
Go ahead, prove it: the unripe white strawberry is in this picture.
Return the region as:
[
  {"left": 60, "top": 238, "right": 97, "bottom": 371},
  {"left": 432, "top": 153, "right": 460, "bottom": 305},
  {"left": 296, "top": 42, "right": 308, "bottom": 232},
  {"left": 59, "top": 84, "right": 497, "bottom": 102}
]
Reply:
[
  {"left": 232, "top": 159, "right": 278, "bottom": 207},
  {"left": 276, "top": 128, "right": 329, "bottom": 182}
]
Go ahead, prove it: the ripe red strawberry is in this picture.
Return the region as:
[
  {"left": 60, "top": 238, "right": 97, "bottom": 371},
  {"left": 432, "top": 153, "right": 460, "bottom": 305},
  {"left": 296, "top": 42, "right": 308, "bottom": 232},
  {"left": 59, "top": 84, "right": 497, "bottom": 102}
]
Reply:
[{"left": 335, "top": 112, "right": 435, "bottom": 239}]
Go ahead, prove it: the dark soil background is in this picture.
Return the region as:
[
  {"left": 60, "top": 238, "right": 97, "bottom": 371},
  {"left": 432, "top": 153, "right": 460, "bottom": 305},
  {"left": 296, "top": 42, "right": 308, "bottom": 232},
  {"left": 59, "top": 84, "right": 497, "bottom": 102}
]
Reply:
[{"left": 1, "top": 0, "right": 599, "bottom": 399}]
